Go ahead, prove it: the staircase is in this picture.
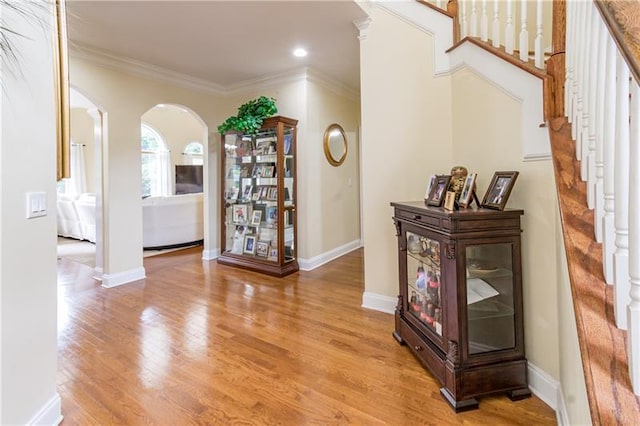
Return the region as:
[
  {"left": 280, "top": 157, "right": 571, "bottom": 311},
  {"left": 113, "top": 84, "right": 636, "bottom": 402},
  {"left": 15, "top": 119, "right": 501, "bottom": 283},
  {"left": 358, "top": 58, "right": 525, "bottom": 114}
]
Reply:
[{"left": 393, "top": 0, "right": 640, "bottom": 423}]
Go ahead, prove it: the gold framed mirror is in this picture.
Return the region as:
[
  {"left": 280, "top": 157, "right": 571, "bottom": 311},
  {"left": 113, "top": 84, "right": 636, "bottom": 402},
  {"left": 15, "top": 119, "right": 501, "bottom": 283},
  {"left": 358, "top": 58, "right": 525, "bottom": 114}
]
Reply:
[{"left": 323, "top": 123, "right": 348, "bottom": 167}]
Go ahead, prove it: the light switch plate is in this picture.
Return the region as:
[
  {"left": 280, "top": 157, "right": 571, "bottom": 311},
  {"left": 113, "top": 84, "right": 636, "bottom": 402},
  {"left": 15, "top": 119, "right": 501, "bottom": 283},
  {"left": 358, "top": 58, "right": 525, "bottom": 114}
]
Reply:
[{"left": 26, "top": 192, "right": 47, "bottom": 219}]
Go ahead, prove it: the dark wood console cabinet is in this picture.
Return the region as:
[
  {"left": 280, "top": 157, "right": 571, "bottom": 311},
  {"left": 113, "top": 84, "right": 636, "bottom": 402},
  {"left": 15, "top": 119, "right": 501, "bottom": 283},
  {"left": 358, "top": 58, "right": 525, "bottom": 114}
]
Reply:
[{"left": 390, "top": 201, "right": 530, "bottom": 411}]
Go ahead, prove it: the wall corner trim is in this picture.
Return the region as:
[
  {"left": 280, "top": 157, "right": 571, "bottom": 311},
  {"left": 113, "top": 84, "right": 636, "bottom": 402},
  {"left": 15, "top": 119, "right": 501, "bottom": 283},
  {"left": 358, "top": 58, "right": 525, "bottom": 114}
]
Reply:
[
  {"left": 202, "top": 248, "right": 220, "bottom": 261},
  {"left": 527, "top": 362, "right": 559, "bottom": 412},
  {"left": 101, "top": 267, "right": 146, "bottom": 288},
  {"left": 27, "top": 393, "right": 63, "bottom": 425},
  {"left": 361, "top": 291, "right": 396, "bottom": 314}
]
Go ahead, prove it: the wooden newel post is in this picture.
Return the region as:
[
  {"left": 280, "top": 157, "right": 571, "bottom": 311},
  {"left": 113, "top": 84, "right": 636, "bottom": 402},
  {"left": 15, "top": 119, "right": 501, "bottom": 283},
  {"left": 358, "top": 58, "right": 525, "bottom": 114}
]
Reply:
[
  {"left": 448, "top": 0, "right": 460, "bottom": 44},
  {"left": 546, "top": 0, "right": 566, "bottom": 120}
]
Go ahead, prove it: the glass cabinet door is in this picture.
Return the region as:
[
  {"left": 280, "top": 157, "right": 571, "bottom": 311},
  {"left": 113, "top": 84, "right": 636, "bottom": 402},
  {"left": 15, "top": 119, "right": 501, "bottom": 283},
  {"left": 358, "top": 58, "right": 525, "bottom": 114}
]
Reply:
[
  {"left": 465, "top": 243, "right": 515, "bottom": 355},
  {"left": 282, "top": 125, "right": 295, "bottom": 262},
  {"left": 406, "top": 231, "right": 443, "bottom": 337}
]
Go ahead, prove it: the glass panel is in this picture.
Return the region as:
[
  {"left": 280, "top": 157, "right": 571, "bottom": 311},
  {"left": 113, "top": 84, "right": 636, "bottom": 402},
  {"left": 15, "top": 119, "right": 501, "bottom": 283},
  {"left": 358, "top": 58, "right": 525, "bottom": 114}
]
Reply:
[
  {"left": 406, "top": 232, "right": 442, "bottom": 336},
  {"left": 466, "top": 243, "right": 515, "bottom": 354},
  {"left": 283, "top": 126, "right": 295, "bottom": 262}
]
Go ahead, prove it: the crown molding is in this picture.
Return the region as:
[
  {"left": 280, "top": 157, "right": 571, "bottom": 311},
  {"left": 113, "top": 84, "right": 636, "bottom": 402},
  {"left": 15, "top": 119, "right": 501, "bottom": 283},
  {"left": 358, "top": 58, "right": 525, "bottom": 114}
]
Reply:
[
  {"left": 70, "top": 43, "right": 227, "bottom": 95},
  {"left": 70, "top": 43, "right": 360, "bottom": 102}
]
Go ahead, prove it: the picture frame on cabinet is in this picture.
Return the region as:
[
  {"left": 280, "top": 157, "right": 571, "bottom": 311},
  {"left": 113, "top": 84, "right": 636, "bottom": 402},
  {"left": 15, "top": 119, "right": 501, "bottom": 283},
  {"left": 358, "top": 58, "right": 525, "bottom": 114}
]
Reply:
[
  {"left": 443, "top": 191, "right": 457, "bottom": 211},
  {"left": 427, "top": 175, "right": 451, "bottom": 207},
  {"left": 243, "top": 235, "right": 256, "bottom": 255},
  {"left": 227, "top": 187, "right": 239, "bottom": 201},
  {"left": 424, "top": 175, "right": 436, "bottom": 200},
  {"left": 232, "top": 204, "right": 248, "bottom": 224},
  {"left": 481, "top": 171, "right": 519, "bottom": 211},
  {"left": 262, "top": 165, "right": 275, "bottom": 178},
  {"left": 458, "top": 173, "right": 478, "bottom": 208},
  {"left": 243, "top": 185, "right": 253, "bottom": 200},
  {"left": 266, "top": 206, "right": 277, "bottom": 224},
  {"left": 250, "top": 210, "right": 262, "bottom": 226},
  {"left": 256, "top": 240, "right": 269, "bottom": 257}
]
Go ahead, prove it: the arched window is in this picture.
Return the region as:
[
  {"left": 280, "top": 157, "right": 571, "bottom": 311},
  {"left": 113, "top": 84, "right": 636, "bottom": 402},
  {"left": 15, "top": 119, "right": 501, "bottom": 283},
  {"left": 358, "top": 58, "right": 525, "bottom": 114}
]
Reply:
[
  {"left": 183, "top": 141, "right": 203, "bottom": 165},
  {"left": 141, "top": 124, "right": 170, "bottom": 197}
]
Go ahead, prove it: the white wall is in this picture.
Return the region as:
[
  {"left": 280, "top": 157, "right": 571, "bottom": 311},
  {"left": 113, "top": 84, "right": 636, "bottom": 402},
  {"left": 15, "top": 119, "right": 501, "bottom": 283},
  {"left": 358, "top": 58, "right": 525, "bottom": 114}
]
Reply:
[{"left": 0, "top": 2, "right": 61, "bottom": 423}]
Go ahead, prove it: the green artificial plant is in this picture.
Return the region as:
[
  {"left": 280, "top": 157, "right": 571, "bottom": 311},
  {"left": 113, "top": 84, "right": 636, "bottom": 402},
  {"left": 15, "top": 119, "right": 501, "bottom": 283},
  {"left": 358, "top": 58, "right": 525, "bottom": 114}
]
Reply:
[{"left": 217, "top": 96, "right": 278, "bottom": 135}]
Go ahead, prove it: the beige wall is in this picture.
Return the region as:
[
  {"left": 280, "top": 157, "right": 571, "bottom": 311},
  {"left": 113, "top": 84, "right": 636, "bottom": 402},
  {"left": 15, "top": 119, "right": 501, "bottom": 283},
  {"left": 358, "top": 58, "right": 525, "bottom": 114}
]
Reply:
[
  {"left": 450, "top": 67, "right": 560, "bottom": 378},
  {"left": 0, "top": 2, "right": 59, "bottom": 422},
  {"left": 306, "top": 82, "right": 361, "bottom": 257},
  {"left": 70, "top": 57, "right": 228, "bottom": 274},
  {"left": 556, "top": 208, "right": 591, "bottom": 424},
  {"left": 360, "top": 7, "right": 453, "bottom": 296}
]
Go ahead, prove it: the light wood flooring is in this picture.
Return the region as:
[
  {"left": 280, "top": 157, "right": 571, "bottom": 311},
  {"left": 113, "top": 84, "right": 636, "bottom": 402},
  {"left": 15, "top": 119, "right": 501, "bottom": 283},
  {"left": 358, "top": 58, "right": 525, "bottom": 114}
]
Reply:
[{"left": 57, "top": 247, "right": 556, "bottom": 425}]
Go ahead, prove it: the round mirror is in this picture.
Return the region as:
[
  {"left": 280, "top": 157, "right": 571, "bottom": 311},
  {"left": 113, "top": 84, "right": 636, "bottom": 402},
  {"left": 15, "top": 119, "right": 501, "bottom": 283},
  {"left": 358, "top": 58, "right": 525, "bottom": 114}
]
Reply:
[{"left": 323, "top": 123, "right": 348, "bottom": 167}]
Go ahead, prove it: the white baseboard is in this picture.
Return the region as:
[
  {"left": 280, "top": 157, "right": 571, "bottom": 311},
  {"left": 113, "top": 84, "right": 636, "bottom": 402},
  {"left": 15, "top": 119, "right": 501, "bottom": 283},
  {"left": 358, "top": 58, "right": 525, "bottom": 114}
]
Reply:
[
  {"left": 27, "top": 393, "right": 62, "bottom": 425},
  {"left": 93, "top": 266, "right": 103, "bottom": 281},
  {"left": 298, "top": 240, "right": 361, "bottom": 271},
  {"left": 361, "top": 291, "right": 396, "bottom": 315},
  {"left": 201, "top": 248, "right": 220, "bottom": 260},
  {"left": 101, "top": 267, "right": 146, "bottom": 288},
  {"left": 555, "top": 386, "right": 570, "bottom": 426},
  {"left": 528, "top": 362, "right": 559, "bottom": 411}
]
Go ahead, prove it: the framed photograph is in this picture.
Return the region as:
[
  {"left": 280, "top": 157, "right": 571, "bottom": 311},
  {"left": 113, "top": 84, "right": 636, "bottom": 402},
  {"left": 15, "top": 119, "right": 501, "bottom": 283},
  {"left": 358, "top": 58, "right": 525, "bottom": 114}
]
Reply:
[
  {"left": 262, "top": 165, "right": 275, "bottom": 178},
  {"left": 424, "top": 175, "right": 436, "bottom": 200},
  {"left": 443, "top": 191, "right": 457, "bottom": 211},
  {"left": 250, "top": 210, "right": 262, "bottom": 226},
  {"left": 242, "top": 185, "right": 253, "bottom": 200},
  {"left": 267, "top": 247, "right": 278, "bottom": 261},
  {"left": 251, "top": 190, "right": 260, "bottom": 201},
  {"left": 227, "top": 187, "right": 239, "bottom": 201},
  {"left": 243, "top": 235, "right": 256, "bottom": 255},
  {"left": 256, "top": 240, "right": 269, "bottom": 257},
  {"left": 481, "top": 171, "right": 519, "bottom": 210},
  {"left": 232, "top": 204, "right": 248, "bottom": 224},
  {"left": 458, "top": 173, "right": 478, "bottom": 208},
  {"left": 266, "top": 206, "right": 277, "bottom": 224},
  {"left": 427, "top": 175, "right": 452, "bottom": 207}
]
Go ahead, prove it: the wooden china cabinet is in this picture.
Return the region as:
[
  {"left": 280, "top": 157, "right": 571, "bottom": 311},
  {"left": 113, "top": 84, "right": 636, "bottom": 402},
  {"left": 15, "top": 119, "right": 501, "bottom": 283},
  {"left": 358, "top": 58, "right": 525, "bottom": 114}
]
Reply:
[
  {"left": 218, "top": 116, "right": 298, "bottom": 277},
  {"left": 390, "top": 201, "right": 530, "bottom": 411}
]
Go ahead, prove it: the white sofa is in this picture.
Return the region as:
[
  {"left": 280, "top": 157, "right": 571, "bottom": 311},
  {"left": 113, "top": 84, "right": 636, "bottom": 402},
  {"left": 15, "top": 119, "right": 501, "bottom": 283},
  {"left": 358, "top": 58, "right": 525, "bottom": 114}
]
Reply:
[
  {"left": 142, "top": 193, "right": 204, "bottom": 249},
  {"left": 57, "top": 193, "right": 85, "bottom": 241},
  {"left": 75, "top": 193, "right": 97, "bottom": 243}
]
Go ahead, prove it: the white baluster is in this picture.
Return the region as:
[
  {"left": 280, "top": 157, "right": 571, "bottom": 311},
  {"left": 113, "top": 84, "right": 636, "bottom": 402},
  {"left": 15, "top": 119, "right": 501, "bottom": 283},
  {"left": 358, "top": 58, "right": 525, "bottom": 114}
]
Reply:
[
  {"left": 436, "top": 0, "right": 443, "bottom": 8},
  {"left": 603, "top": 34, "right": 617, "bottom": 284},
  {"left": 573, "top": 2, "right": 586, "bottom": 157},
  {"left": 519, "top": 0, "right": 529, "bottom": 62},
  {"left": 481, "top": 0, "right": 488, "bottom": 42},
  {"left": 470, "top": 0, "right": 478, "bottom": 37},
  {"left": 580, "top": 4, "right": 593, "bottom": 181},
  {"left": 461, "top": 0, "right": 468, "bottom": 39},
  {"left": 505, "top": 0, "right": 514, "bottom": 54},
  {"left": 628, "top": 78, "right": 640, "bottom": 392},
  {"left": 594, "top": 16, "right": 608, "bottom": 243},
  {"left": 614, "top": 54, "right": 630, "bottom": 330},
  {"left": 534, "top": 0, "right": 543, "bottom": 68},
  {"left": 492, "top": 0, "right": 500, "bottom": 48},
  {"left": 565, "top": 0, "right": 573, "bottom": 120},
  {"left": 587, "top": 10, "right": 600, "bottom": 209}
]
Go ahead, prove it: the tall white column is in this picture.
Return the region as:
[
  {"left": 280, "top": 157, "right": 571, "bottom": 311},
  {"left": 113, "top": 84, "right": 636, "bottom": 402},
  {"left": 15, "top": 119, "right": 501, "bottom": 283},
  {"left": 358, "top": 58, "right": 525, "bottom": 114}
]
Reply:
[
  {"left": 461, "top": 0, "right": 468, "bottom": 39},
  {"left": 628, "top": 79, "right": 640, "bottom": 393},
  {"left": 573, "top": 1, "right": 586, "bottom": 158},
  {"left": 534, "top": 0, "right": 543, "bottom": 68},
  {"left": 492, "top": 0, "right": 500, "bottom": 48},
  {"left": 614, "top": 54, "right": 630, "bottom": 330},
  {"left": 594, "top": 16, "right": 607, "bottom": 242},
  {"left": 603, "top": 35, "right": 617, "bottom": 285},
  {"left": 470, "top": 0, "right": 478, "bottom": 37},
  {"left": 586, "top": 6, "right": 599, "bottom": 207},
  {"left": 505, "top": 0, "right": 514, "bottom": 54},
  {"left": 480, "top": 0, "right": 488, "bottom": 42},
  {"left": 565, "top": 0, "right": 574, "bottom": 121},
  {"left": 580, "top": 3, "right": 593, "bottom": 180}
]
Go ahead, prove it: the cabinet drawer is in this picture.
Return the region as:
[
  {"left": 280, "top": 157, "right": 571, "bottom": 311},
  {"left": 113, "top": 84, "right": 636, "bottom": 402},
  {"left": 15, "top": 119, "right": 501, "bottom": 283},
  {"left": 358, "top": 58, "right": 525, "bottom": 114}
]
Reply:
[
  {"left": 396, "top": 209, "right": 441, "bottom": 228},
  {"left": 398, "top": 319, "right": 445, "bottom": 383}
]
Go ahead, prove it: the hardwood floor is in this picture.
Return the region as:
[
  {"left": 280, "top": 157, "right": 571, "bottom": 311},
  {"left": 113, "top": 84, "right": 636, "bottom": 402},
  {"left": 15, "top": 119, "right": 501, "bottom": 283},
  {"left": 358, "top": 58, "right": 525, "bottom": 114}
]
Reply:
[{"left": 57, "top": 248, "right": 556, "bottom": 425}]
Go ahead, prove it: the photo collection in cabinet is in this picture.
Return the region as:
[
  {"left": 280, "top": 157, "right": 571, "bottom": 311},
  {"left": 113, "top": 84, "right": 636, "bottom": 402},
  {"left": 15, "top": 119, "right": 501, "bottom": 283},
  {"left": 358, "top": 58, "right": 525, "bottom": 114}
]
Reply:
[{"left": 222, "top": 125, "right": 295, "bottom": 264}]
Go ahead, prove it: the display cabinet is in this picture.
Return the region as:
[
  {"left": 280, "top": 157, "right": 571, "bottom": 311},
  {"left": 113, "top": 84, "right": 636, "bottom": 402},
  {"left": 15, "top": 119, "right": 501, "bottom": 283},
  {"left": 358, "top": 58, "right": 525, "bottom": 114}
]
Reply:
[
  {"left": 218, "top": 116, "right": 298, "bottom": 277},
  {"left": 390, "top": 201, "right": 530, "bottom": 411}
]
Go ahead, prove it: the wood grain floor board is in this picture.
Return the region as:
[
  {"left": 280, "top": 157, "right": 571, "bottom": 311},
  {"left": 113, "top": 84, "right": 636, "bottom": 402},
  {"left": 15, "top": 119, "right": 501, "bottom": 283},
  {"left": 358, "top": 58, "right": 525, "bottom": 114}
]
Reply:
[{"left": 58, "top": 247, "right": 555, "bottom": 425}]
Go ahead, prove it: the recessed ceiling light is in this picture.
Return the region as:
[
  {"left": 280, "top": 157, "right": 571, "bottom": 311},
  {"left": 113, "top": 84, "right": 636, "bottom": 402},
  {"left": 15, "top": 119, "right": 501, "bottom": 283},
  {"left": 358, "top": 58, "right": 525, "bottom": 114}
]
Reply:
[{"left": 293, "top": 48, "right": 308, "bottom": 58}]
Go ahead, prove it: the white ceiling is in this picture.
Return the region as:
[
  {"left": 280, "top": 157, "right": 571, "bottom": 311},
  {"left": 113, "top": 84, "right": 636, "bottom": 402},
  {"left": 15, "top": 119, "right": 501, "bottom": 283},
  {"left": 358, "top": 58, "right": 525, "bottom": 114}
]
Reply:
[{"left": 66, "top": 1, "right": 369, "bottom": 92}]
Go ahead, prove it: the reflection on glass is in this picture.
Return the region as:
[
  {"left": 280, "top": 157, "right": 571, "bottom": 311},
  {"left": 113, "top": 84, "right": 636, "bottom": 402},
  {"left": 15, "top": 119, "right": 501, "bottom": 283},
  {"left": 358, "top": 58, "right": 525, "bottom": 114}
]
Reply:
[
  {"left": 406, "top": 231, "right": 443, "bottom": 336},
  {"left": 466, "top": 243, "right": 515, "bottom": 354}
]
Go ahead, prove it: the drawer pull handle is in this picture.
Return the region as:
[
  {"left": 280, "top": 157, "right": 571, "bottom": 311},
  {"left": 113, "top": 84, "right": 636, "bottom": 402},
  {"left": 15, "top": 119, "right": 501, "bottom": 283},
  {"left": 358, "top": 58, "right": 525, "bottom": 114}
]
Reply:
[
  {"left": 414, "top": 345, "right": 422, "bottom": 351},
  {"left": 413, "top": 215, "right": 421, "bottom": 220}
]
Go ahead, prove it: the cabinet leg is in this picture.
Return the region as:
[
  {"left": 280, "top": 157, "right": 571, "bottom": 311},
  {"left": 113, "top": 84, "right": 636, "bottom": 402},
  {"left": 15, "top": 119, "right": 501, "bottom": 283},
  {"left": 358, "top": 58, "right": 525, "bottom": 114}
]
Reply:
[
  {"left": 392, "top": 330, "right": 404, "bottom": 345},
  {"left": 507, "top": 387, "right": 532, "bottom": 401},
  {"left": 440, "top": 387, "right": 479, "bottom": 412}
]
